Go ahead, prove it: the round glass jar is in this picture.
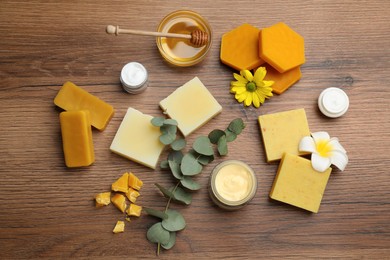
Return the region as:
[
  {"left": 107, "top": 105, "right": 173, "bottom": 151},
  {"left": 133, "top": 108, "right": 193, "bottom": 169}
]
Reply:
[
  {"left": 209, "top": 160, "right": 257, "bottom": 210},
  {"left": 156, "top": 10, "right": 213, "bottom": 67}
]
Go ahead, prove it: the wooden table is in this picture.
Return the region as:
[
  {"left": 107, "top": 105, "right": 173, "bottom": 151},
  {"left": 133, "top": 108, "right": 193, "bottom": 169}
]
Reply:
[{"left": 1, "top": 1, "right": 389, "bottom": 258}]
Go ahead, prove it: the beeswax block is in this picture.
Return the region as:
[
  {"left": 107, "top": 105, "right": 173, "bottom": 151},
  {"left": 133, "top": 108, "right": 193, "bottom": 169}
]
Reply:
[
  {"left": 159, "top": 77, "right": 222, "bottom": 137},
  {"left": 113, "top": 220, "right": 125, "bottom": 233},
  {"left": 95, "top": 192, "right": 111, "bottom": 207},
  {"left": 59, "top": 110, "right": 94, "bottom": 167},
  {"left": 111, "top": 172, "right": 129, "bottom": 193},
  {"left": 270, "top": 153, "right": 332, "bottom": 213},
  {"left": 111, "top": 194, "right": 127, "bottom": 213},
  {"left": 128, "top": 172, "right": 143, "bottom": 191},
  {"left": 126, "top": 204, "right": 142, "bottom": 217},
  {"left": 263, "top": 64, "right": 301, "bottom": 94},
  {"left": 126, "top": 188, "right": 140, "bottom": 203},
  {"left": 220, "top": 24, "right": 264, "bottom": 71},
  {"left": 110, "top": 108, "right": 165, "bottom": 169},
  {"left": 259, "top": 22, "right": 305, "bottom": 73},
  {"left": 258, "top": 108, "right": 310, "bottom": 162},
  {"left": 54, "top": 81, "right": 114, "bottom": 131}
]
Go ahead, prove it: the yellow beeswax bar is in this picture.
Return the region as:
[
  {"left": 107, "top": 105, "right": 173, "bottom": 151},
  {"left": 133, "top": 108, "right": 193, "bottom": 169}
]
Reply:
[
  {"left": 270, "top": 153, "right": 332, "bottom": 213},
  {"left": 59, "top": 110, "right": 94, "bottom": 167},
  {"left": 54, "top": 81, "right": 114, "bottom": 131}
]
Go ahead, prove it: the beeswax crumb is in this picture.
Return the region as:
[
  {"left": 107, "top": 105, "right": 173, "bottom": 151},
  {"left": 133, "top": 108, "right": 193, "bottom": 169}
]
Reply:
[
  {"left": 126, "top": 188, "right": 140, "bottom": 203},
  {"left": 111, "top": 172, "right": 129, "bottom": 193},
  {"left": 127, "top": 204, "right": 142, "bottom": 217},
  {"left": 59, "top": 110, "right": 94, "bottom": 167},
  {"left": 128, "top": 173, "right": 143, "bottom": 191},
  {"left": 111, "top": 194, "right": 127, "bottom": 213},
  {"left": 95, "top": 192, "right": 111, "bottom": 207},
  {"left": 113, "top": 220, "right": 125, "bottom": 233},
  {"left": 220, "top": 23, "right": 264, "bottom": 71},
  {"left": 259, "top": 22, "right": 305, "bottom": 73},
  {"left": 270, "top": 153, "right": 331, "bottom": 213},
  {"left": 54, "top": 81, "right": 114, "bottom": 131},
  {"left": 263, "top": 64, "right": 301, "bottom": 94}
]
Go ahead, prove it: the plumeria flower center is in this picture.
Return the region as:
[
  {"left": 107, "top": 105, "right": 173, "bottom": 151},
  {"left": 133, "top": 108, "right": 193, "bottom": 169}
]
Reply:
[
  {"left": 246, "top": 82, "right": 256, "bottom": 92},
  {"left": 316, "top": 139, "right": 332, "bottom": 157}
]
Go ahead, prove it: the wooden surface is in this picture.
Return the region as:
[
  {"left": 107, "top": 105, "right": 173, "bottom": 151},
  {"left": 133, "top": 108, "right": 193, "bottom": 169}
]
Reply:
[{"left": 1, "top": 1, "right": 389, "bottom": 259}]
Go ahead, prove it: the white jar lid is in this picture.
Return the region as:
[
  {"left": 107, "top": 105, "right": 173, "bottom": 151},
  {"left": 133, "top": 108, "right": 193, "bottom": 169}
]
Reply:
[
  {"left": 318, "top": 87, "right": 349, "bottom": 118},
  {"left": 120, "top": 62, "right": 148, "bottom": 94}
]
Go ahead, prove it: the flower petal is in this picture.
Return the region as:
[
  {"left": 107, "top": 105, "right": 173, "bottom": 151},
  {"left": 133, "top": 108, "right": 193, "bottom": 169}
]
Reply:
[
  {"left": 233, "top": 73, "right": 248, "bottom": 84},
  {"left": 263, "top": 80, "right": 274, "bottom": 88},
  {"left": 253, "top": 67, "right": 266, "bottom": 84},
  {"left": 299, "top": 136, "right": 316, "bottom": 153},
  {"left": 230, "top": 81, "right": 246, "bottom": 88},
  {"left": 328, "top": 138, "right": 347, "bottom": 154},
  {"left": 311, "top": 153, "right": 332, "bottom": 172},
  {"left": 252, "top": 92, "right": 260, "bottom": 108},
  {"left": 240, "top": 70, "right": 253, "bottom": 82},
  {"left": 330, "top": 150, "right": 348, "bottom": 171},
  {"left": 311, "top": 132, "right": 330, "bottom": 143},
  {"left": 255, "top": 89, "right": 266, "bottom": 104},
  {"left": 244, "top": 92, "right": 253, "bottom": 106},
  {"left": 230, "top": 85, "right": 246, "bottom": 94},
  {"left": 236, "top": 92, "right": 247, "bottom": 102}
]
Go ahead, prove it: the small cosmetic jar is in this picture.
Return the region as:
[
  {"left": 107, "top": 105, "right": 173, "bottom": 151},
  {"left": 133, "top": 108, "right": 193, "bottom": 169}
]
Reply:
[
  {"left": 318, "top": 87, "right": 349, "bottom": 118},
  {"left": 209, "top": 160, "right": 257, "bottom": 210},
  {"left": 120, "top": 62, "right": 148, "bottom": 94}
]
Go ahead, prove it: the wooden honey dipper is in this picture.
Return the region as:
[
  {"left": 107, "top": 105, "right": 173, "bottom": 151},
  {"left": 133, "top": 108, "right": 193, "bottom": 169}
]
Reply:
[{"left": 106, "top": 25, "right": 208, "bottom": 47}]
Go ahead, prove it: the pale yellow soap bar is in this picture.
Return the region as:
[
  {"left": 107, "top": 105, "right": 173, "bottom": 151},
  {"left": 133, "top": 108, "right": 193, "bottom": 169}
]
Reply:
[
  {"left": 258, "top": 108, "right": 310, "bottom": 162},
  {"left": 59, "top": 110, "right": 94, "bottom": 167},
  {"left": 110, "top": 108, "right": 165, "bottom": 169},
  {"left": 54, "top": 81, "right": 114, "bottom": 131},
  {"left": 270, "top": 153, "right": 332, "bottom": 213},
  {"left": 159, "top": 77, "right": 222, "bottom": 137}
]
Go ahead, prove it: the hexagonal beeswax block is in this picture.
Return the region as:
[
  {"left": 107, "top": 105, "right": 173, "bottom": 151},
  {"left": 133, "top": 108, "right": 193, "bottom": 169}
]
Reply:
[
  {"left": 110, "top": 108, "right": 165, "bottom": 169},
  {"left": 159, "top": 77, "right": 222, "bottom": 137},
  {"left": 270, "top": 153, "right": 332, "bottom": 213},
  {"left": 258, "top": 108, "right": 310, "bottom": 162},
  {"left": 263, "top": 64, "right": 301, "bottom": 94},
  {"left": 259, "top": 22, "right": 305, "bottom": 73},
  {"left": 220, "top": 23, "right": 264, "bottom": 71}
]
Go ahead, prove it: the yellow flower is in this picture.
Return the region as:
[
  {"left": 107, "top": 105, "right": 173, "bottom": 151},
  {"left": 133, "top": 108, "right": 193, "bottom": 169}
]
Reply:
[{"left": 230, "top": 67, "right": 274, "bottom": 108}]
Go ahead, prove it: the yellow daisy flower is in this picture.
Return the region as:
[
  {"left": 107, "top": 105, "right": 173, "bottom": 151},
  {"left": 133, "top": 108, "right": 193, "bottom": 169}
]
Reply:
[{"left": 230, "top": 67, "right": 274, "bottom": 108}]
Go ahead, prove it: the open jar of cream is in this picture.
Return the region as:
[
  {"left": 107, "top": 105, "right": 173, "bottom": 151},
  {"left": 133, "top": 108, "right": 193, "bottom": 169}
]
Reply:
[{"left": 209, "top": 160, "right": 257, "bottom": 210}]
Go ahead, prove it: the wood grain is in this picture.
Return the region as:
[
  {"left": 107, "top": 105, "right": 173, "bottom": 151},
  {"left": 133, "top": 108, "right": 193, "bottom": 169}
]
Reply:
[{"left": 0, "top": 0, "right": 389, "bottom": 258}]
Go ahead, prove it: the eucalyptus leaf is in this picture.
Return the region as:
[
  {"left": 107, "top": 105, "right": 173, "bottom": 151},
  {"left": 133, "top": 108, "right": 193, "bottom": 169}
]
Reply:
[
  {"left": 169, "top": 186, "right": 192, "bottom": 205},
  {"left": 228, "top": 118, "right": 245, "bottom": 135},
  {"left": 197, "top": 154, "right": 214, "bottom": 165},
  {"left": 181, "top": 153, "right": 202, "bottom": 176},
  {"left": 168, "top": 160, "right": 183, "bottom": 180},
  {"left": 217, "top": 135, "right": 228, "bottom": 156},
  {"left": 155, "top": 183, "right": 174, "bottom": 199},
  {"left": 180, "top": 176, "right": 201, "bottom": 191},
  {"left": 160, "top": 160, "right": 169, "bottom": 169},
  {"left": 208, "top": 129, "right": 226, "bottom": 144},
  {"left": 161, "top": 231, "right": 176, "bottom": 250},
  {"left": 163, "top": 119, "right": 178, "bottom": 126},
  {"left": 168, "top": 150, "right": 184, "bottom": 163},
  {"left": 193, "top": 136, "right": 214, "bottom": 156},
  {"left": 144, "top": 207, "right": 168, "bottom": 220},
  {"left": 162, "top": 209, "right": 186, "bottom": 232},
  {"left": 171, "top": 138, "right": 186, "bottom": 151},
  {"left": 160, "top": 133, "right": 176, "bottom": 145},
  {"left": 147, "top": 222, "right": 170, "bottom": 245},
  {"left": 161, "top": 124, "right": 177, "bottom": 135},
  {"left": 224, "top": 129, "right": 237, "bottom": 142},
  {"left": 151, "top": 117, "right": 166, "bottom": 127}
]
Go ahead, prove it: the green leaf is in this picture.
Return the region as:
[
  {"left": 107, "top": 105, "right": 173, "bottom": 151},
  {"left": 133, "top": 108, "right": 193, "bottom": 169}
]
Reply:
[
  {"left": 161, "top": 124, "right": 177, "bottom": 135},
  {"left": 160, "top": 133, "right": 176, "bottom": 145},
  {"left": 225, "top": 129, "right": 237, "bottom": 142},
  {"left": 197, "top": 154, "right": 214, "bottom": 165},
  {"left": 169, "top": 186, "right": 192, "bottom": 205},
  {"left": 208, "top": 129, "right": 226, "bottom": 144},
  {"left": 180, "top": 176, "right": 201, "bottom": 191},
  {"left": 168, "top": 160, "right": 183, "bottom": 180},
  {"left": 163, "top": 119, "right": 178, "bottom": 126},
  {"left": 162, "top": 209, "right": 186, "bottom": 232},
  {"left": 160, "top": 160, "right": 169, "bottom": 169},
  {"left": 171, "top": 138, "right": 186, "bottom": 151},
  {"left": 228, "top": 118, "right": 245, "bottom": 135},
  {"left": 181, "top": 153, "right": 202, "bottom": 176},
  {"left": 217, "top": 135, "right": 228, "bottom": 156},
  {"left": 193, "top": 136, "right": 214, "bottom": 156},
  {"left": 151, "top": 117, "right": 166, "bottom": 127},
  {"left": 168, "top": 150, "right": 183, "bottom": 163},
  {"left": 155, "top": 183, "right": 174, "bottom": 199},
  {"left": 161, "top": 231, "right": 176, "bottom": 250},
  {"left": 144, "top": 207, "right": 168, "bottom": 220},
  {"left": 147, "top": 222, "right": 170, "bottom": 245}
]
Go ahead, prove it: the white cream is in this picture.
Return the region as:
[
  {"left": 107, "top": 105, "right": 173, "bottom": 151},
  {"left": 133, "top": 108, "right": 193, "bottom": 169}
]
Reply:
[
  {"left": 120, "top": 62, "right": 148, "bottom": 94},
  {"left": 318, "top": 87, "right": 349, "bottom": 118}
]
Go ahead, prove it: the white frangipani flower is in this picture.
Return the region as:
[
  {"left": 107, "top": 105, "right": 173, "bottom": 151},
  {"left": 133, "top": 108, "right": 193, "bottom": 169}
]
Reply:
[{"left": 299, "top": 131, "right": 348, "bottom": 173}]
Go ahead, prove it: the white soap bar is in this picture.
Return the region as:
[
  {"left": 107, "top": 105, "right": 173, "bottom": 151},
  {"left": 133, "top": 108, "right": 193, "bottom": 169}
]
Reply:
[
  {"left": 159, "top": 77, "right": 222, "bottom": 136},
  {"left": 110, "top": 108, "right": 165, "bottom": 169}
]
